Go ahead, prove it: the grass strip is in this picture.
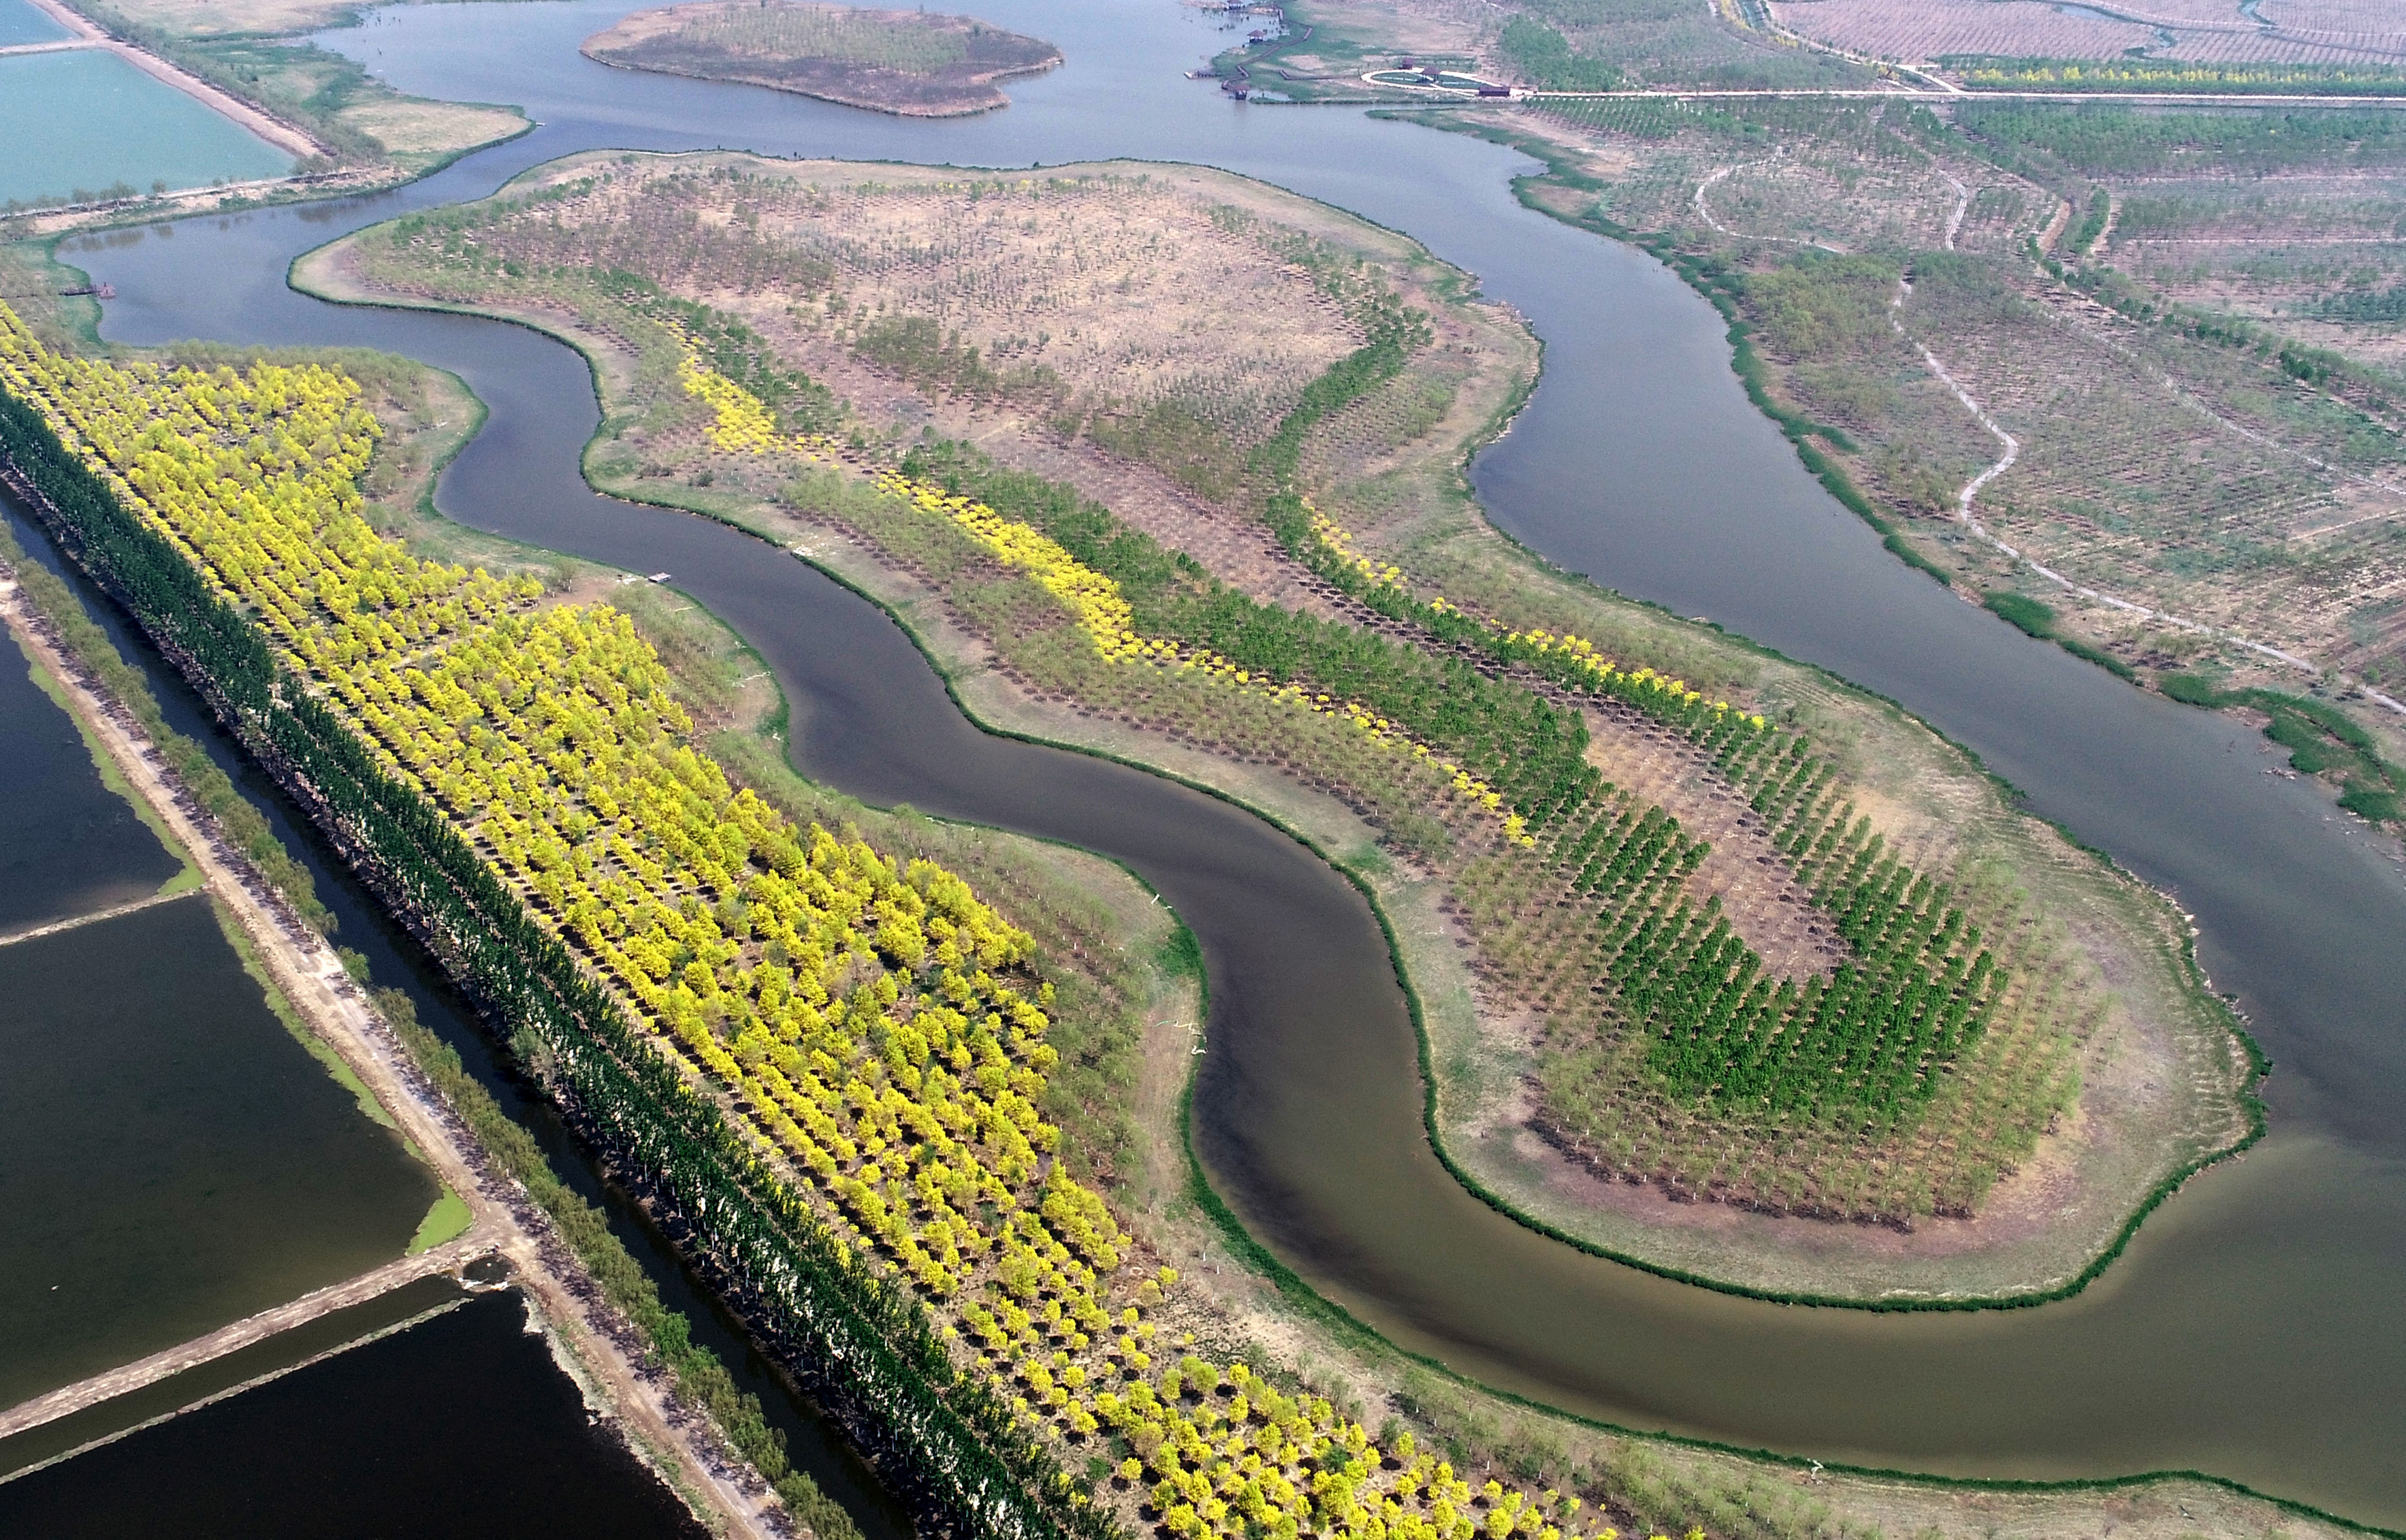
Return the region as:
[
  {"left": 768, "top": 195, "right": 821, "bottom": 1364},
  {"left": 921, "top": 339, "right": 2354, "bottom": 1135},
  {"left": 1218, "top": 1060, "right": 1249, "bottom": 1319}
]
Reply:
[
  {"left": 2162, "top": 672, "right": 2405, "bottom": 820},
  {"left": 1979, "top": 591, "right": 2137, "bottom": 681}
]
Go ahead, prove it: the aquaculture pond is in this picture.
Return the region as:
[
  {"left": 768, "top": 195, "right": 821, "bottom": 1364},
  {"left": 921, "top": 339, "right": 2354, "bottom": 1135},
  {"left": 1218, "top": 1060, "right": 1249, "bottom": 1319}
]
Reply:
[
  {"left": 0, "top": 1291, "right": 708, "bottom": 1540},
  {"left": 34, "top": 0, "right": 2406, "bottom": 1525},
  {"left": 0, "top": 613, "right": 185, "bottom": 934},
  {"left": 0, "top": 891, "right": 438, "bottom": 1409},
  {"left": 0, "top": 0, "right": 69, "bottom": 48},
  {"left": 0, "top": 49, "right": 291, "bottom": 210}
]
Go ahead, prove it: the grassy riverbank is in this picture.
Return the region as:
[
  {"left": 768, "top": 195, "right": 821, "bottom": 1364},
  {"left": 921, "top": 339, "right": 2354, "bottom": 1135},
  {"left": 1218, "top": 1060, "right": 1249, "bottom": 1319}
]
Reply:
[
  {"left": 0, "top": 222, "right": 2345, "bottom": 1540},
  {"left": 321, "top": 371, "right": 2362, "bottom": 1540}
]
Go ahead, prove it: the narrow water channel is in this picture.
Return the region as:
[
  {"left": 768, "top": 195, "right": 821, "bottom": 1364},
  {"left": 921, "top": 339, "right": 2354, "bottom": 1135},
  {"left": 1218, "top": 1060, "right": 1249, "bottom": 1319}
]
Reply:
[{"left": 44, "top": 0, "right": 2406, "bottom": 1523}]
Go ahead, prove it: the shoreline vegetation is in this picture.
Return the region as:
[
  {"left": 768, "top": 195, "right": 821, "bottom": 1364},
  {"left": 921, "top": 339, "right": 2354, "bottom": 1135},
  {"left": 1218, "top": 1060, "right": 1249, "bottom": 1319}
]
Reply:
[
  {"left": 581, "top": 1, "right": 1062, "bottom": 119},
  {"left": 293, "top": 147, "right": 2258, "bottom": 1306},
  {"left": 1394, "top": 99, "right": 2406, "bottom": 824},
  {"left": 1233, "top": 0, "right": 2406, "bottom": 825},
  {"left": 0, "top": 310, "right": 2367, "bottom": 1540}
]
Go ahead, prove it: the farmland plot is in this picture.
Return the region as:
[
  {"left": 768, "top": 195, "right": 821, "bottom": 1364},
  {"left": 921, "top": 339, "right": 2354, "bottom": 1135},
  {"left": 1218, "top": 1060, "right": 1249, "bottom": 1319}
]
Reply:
[
  {"left": 1765, "top": 0, "right": 2156, "bottom": 66},
  {"left": 1904, "top": 266, "right": 2406, "bottom": 673}
]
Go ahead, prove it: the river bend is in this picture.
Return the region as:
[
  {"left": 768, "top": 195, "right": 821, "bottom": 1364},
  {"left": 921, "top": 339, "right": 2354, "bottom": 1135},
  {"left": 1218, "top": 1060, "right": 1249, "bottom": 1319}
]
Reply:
[{"left": 44, "top": 0, "right": 2406, "bottom": 1522}]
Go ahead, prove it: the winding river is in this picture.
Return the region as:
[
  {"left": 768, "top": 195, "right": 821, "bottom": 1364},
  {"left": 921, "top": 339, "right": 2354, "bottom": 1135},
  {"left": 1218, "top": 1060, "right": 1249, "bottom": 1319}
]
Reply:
[{"left": 43, "top": 0, "right": 2406, "bottom": 1524}]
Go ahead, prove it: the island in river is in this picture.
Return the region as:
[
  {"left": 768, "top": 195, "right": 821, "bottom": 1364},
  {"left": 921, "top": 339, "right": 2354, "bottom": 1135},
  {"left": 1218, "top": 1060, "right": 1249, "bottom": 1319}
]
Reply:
[
  {"left": 298, "top": 148, "right": 2259, "bottom": 1307},
  {"left": 581, "top": 1, "right": 1061, "bottom": 118}
]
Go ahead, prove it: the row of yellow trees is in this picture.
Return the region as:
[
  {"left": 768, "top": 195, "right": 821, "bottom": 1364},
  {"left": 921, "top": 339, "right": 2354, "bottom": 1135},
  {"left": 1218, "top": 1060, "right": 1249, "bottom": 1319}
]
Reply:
[{"left": 0, "top": 302, "right": 1645, "bottom": 1540}]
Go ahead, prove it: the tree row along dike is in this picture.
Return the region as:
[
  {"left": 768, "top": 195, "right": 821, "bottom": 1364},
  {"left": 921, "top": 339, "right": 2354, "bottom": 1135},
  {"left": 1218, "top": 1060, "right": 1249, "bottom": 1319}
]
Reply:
[
  {"left": 0, "top": 430, "right": 837, "bottom": 1540},
  {"left": 0, "top": 315, "right": 1738, "bottom": 1540},
  {"left": 0, "top": 382, "right": 880, "bottom": 1540}
]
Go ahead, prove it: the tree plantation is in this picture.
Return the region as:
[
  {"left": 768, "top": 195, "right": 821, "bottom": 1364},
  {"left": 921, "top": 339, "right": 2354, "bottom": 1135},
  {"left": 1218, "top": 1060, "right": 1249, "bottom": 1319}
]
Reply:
[{"left": 0, "top": 302, "right": 1683, "bottom": 1540}]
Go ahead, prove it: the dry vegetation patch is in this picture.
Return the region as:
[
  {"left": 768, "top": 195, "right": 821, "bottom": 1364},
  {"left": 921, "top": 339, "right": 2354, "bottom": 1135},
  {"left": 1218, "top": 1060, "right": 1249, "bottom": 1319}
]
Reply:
[{"left": 581, "top": 1, "right": 1059, "bottom": 117}]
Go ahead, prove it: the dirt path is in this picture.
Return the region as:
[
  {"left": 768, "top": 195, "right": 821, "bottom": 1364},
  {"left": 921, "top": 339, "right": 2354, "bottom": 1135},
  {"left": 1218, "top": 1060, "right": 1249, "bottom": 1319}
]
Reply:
[
  {"left": 0, "top": 884, "right": 199, "bottom": 948},
  {"left": 0, "top": 1240, "right": 491, "bottom": 1443},
  {"left": 0, "top": 560, "right": 794, "bottom": 1539}
]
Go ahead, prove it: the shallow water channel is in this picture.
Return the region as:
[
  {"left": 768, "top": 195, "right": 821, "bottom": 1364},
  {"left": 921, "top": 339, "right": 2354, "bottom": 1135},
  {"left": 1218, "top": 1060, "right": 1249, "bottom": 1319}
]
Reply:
[{"left": 35, "top": 0, "right": 2406, "bottom": 1523}]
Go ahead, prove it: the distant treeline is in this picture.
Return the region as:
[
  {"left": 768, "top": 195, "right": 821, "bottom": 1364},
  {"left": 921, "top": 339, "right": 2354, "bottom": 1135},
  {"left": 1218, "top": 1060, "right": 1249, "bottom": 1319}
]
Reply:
[
  {"left": 1956, "top": 102, "right": 2406, "bottom": 176},
  {"left": 1946, "top": 56, "right": 2406, "bottom": 97}
]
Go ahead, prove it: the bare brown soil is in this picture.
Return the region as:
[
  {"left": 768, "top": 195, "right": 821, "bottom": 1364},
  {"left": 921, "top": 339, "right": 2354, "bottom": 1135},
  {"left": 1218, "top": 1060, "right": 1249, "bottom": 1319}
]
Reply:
[{"left": 582, "top": 1, "right": 1059, "bottom": 117}]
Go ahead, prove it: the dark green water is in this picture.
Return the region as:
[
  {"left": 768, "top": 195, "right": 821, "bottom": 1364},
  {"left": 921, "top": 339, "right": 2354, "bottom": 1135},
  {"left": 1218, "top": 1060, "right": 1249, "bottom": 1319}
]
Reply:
[
  {"left": 0, "top": 1274, "right": 464, "bottom": 1478},
  {"left": 0, "top": 895, "right": 436, "bottom": 1407},
  {"left": 0, "top": 628, "right": 183, "bottom": 933},
  {"left": 0, "top": 1290, "right": 709, "bottom": 1540}
]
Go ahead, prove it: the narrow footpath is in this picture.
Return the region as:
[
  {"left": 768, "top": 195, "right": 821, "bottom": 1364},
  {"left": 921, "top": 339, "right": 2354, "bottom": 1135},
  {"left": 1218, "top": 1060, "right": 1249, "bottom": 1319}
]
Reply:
[{"left": 0, "top": 560, "right": 795, "bottom": 1539}]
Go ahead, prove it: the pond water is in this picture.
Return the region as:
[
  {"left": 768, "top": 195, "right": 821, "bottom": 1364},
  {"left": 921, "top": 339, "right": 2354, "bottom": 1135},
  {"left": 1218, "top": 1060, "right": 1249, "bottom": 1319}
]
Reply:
[
  {"left": 0, "top": 49, "right": 291, "bottom": 210},
  {"left": 0, "top": 0, "right": 69, "bottom": 48},
  {"left": 0, "top": 890, "right": 436, "bottom": 1408},
  {"left": 0, "top": 1290, "right": 709, "bottom": 1540},
  {"left": 0, "top": 1273, "right": 462, "bottom": 1478},
  {"left": 37, "top": 0, "right": 2406, "bottom": 1524},
  {"left": 0, "top": 620, "right": 184, "bottom": 934}
]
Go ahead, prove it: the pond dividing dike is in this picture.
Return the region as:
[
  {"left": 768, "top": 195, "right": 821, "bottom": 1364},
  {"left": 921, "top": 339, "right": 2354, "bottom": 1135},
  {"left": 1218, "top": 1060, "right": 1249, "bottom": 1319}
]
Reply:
[{"left": 35, "top": 0, "right": 2406, "bottom": 1527}]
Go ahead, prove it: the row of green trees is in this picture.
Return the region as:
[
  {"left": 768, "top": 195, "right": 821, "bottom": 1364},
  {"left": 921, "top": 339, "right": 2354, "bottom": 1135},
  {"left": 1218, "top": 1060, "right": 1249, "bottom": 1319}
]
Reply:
[
  {"left": 900, "top": 439, "right": 1603, "bottom": 836},
  {"left": 0, "top": 395, "right": 1119, "bottom": 1540}
]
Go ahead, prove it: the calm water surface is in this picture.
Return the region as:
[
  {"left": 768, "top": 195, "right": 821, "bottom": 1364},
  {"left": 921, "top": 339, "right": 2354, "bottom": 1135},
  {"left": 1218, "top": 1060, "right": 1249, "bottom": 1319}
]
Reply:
[
  {"left": 0, "top": 0, "right": 68, "bottom": 47},
  {"left": 0, "top": 1292, "right": 708, "bottom": 1540},
  {"left": 0, "top": 49, "right": 291, "bottom": 208},
  {"left": 42, "top": 0, "right": 2406, "bottom": 1522},
  {"left": 0, "top": 621, "right": 182, "bottom": 932},
  {"left": 0, "top": 893, "right": 434, "bottom": 1407}
]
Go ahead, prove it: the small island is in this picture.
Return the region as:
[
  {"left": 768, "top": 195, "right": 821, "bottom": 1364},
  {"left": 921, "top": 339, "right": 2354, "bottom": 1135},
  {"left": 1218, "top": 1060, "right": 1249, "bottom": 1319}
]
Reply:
[{"left": 581, "top": 0, "right": 1061, "bottom": 118}]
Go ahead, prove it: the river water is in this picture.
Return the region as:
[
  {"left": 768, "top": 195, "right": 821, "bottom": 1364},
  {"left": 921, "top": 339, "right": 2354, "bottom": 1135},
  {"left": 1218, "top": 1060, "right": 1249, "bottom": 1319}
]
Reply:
[{"left": 40, "top": 0, "right": 2406, "bottom": 1524}]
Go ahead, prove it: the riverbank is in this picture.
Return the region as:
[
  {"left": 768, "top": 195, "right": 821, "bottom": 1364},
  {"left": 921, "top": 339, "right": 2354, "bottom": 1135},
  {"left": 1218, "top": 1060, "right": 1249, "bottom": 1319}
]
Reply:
[
  {"left": 292, "top": 147, "right": 2258, "bottom": 1306},
  {"left": 204, "top": 300, "right": 2376, "bottom": 1540}
]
